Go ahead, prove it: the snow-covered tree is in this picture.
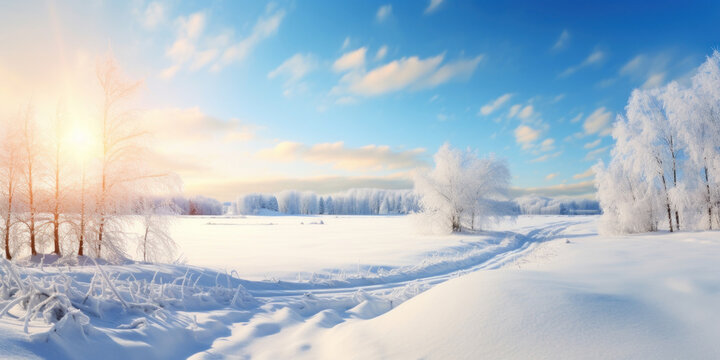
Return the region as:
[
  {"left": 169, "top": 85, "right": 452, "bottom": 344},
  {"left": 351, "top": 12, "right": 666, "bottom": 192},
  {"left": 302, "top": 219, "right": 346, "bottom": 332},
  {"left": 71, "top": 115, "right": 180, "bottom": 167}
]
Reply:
[
  {"left": 135, "top": 198, "right": 177, "bottom": 263},
  {"left": 415, "top": 143, "right": 511, "bottom": 232},
  {"left": 0, "top": 117, "right": 21, "bottom": 259}
]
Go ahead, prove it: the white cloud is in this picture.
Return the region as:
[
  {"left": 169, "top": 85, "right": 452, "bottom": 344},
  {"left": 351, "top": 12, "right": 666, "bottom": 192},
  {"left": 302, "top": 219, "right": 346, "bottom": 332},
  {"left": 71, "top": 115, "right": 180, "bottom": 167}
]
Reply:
[
  {"left": 141, "top": 2, "right": 166, "bottom": 29},
  {"left": 161, "top": 9, "right": 285, "bottom": 78},
  {"left": 514, "top": 125, "right": 540, "bottom": 149},
  {"left": 584, "top": 145, "right": 610, "bottom": 161},
  {"left": 569, "top": 113, "right": 583, "bottom": 123},
  {"left": 583, "top": 138, "right": 601, "bottom": 149},
  {"left": 341, "top": 37, "right": 351, "bottom": 50},
  {"left": 338, "top": 53, "right": 483, "bottom": 96},
  {"left": 269, "top": 53, "right": 317, "bottom": 83},
  {"left": 511, "top": 181, "right": 595, "bottom": 198},
  {"left": 583, "top": 107, "right": 613, "bottom": 136},
  {"left": 560, "top": 49, "right": 605, "bottom": 77},
  {"left": 375, "top": 45, "right": 388, "bottom": 61},
  {"left": 376, "top": 5, "right": 392, "bottom": 22},
  {"left": 257, "top": 141, "right": 427, "bottom": 171},
  {"left": 545, "top": 173, "right": 558, "bottom": 181},
  {"left": 540, "top": 138, "right": 555, "bottom": 152},
  {"left": 642, "top": 72, "right": 666, "bottom": 89},
  {"left": 333, "top": 47, "right": 367, "bottom": 72},
  {"left": 479, "top": 93, "right": 513, "bottom": 116},
  {"left": 620, "top": 55, "right": 646, "bottom": 76},
  {"left": 425, "top": 0, "right": 444, "bottom": 14},
  {"left": 217, "top": 9, "right": 285, "bottom": 69},
  {"left": 552, "top": 29, "right": 570, "bottom": 50},
  {"left": 518, "top": 105, "right": 534, "bottom": 119},
  {"left": 573, "top": 168, "right": 595, "bottom": 180},
  {"left": 508, "top": 104, "right": 521, "bottom": 118}
]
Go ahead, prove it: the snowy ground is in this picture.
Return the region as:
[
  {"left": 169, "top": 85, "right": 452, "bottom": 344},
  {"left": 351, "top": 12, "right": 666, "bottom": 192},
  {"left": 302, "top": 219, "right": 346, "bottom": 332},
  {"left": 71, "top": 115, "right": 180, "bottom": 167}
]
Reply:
[{"left": 1, "top": 215, "right": 718, "bottom": 359}]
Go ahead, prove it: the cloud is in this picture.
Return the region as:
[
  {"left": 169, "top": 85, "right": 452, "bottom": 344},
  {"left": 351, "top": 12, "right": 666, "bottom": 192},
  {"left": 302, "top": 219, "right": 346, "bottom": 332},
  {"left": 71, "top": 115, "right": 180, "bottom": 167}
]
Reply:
[
  {"left": 573, "top": 168, "right": 595, "bottom": 180},
  {"left": 560, "top": 49, "right": 605, "bottom": 77},
  {"left": 333, "top": 47, "right": 367, "bottom": 72},
  {"left": 569, "top": 113, "right": 583, "bottom": 123},
  {"left": 192, "top": 175, "right": 414, "bottom": 199},
  {"left": 376, "top": 5, "right": 392, "bottom": 22},
  {"left": 583, "top": 138, "right": 601, "bottom": 149},
  {"left": 530, "top": 151, "right": 562, "bottom": 163},
  {"left": 141, "top": 2, "right": 166, "bottom": 29},
  {"left": 620, "top": 55, "right": 646, "bottom": 76},
  {"left": 375, "top": 45, "right": 388, "bottom": 61},
  {"left": 518, "top": 105, "right": 534, "bottom": 119},
  {"left": 583, "top": 107, "right": 613, "bottom": 136},
  {"left": 552, "top": 29, "right": 570, "bottom": 50},
  {"left": 540, "top": 138, "right": 555, "bottom": 152},
  {"left": 341, "top": 37, "right": 351, "bottom": 50},
  {"left": 508, "top": 104, "right": 521, "bottom": 118},
  {"left": 269, "top": 53, "right": 316, "bottom": 83},
  {"left": 257, "top": 141, "right": 427, "bottom": 171},
  {"left": 545, "top": 173, "right": 557, "bottom": 181},
  {"left": 217, "top": 9, "right": 285, "bottom": 69},
  {"left": 161, "top": 9, "right": 285, "bottom": 77},
  {"left": 268, "top": 53, "right": 317, "bottom": 96},
  {"left": 337, "top": 53, "right": 483, "bottom": 96},
  {"left": 510, "top": 181, "right": 595, "bottom": 198},
  {"left": 425, "top": 0, "right": 444, "bottom": 14},
  {"left": 514, "top": 125, "right": 540, "bottom": 149},
  {"left": 479, "top": 93, "right": 513, "bottom": 116},
  {"left": 584, "top": 145, "right": 610, "bottom": 161},
  {"left": 642, "top": 72, "right": 666, "bottom": 88}
]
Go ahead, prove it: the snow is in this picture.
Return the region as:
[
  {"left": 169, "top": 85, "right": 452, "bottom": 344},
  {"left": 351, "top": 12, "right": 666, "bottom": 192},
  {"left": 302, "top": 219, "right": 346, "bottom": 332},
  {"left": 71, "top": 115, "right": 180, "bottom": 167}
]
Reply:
[{"left": 1, "top": 215, "right": 719, "bottom": 359}]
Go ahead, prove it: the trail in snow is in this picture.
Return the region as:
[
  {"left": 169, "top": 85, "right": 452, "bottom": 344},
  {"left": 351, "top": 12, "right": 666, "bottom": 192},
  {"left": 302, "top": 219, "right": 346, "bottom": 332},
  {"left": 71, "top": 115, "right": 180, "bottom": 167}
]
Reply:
[{"left": 0, "top": 215, "right": 594, "bottom": 359}]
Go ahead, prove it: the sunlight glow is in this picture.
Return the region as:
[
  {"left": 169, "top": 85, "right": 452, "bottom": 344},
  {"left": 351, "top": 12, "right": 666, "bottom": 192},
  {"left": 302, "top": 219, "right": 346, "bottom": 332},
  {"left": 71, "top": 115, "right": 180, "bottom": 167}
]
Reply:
[{"left": 64, "top": 124, "right": 97, "bottom": 163}]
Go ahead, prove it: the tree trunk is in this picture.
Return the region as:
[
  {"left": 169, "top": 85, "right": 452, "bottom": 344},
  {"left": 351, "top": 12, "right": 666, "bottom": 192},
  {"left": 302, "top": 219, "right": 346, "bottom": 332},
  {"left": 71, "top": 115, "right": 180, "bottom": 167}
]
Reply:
[
  {"left": 705, "top": 166, "right": 713, "bottom": 230},
  {"left": 661, "top": 173, "right": 673, "bottom": 232}
]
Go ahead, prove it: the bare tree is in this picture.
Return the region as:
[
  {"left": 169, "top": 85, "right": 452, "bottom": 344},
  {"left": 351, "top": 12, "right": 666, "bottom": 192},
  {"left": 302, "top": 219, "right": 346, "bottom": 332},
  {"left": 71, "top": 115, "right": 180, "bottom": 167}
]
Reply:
[
  {"left": 18, "top": 104, "right": 44, "bottom": 256},
  {"left": 136, "top": 198, "right": 177, "bottom": 263},
  {"left": 94, "top": 55, "right": 143, "bottom": 259},
  {"left": 0, "top": 118, "right": 21, "bottom": 259}
]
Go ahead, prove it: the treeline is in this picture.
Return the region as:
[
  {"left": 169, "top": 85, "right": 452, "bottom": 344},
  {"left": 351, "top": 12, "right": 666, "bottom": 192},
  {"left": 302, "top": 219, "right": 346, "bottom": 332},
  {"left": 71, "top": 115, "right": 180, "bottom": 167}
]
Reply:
[
  {"left": 0, "top": 56, "right": 175, "bottom": 262},
  {"left": 235, "top": 188, "right": 421, "bottom": 215},
  {"left": 513, "top": 196, "right": 601, "bottom": 215},
  {"left": 596, "top": 51, "right": 720, "bottom": 233}
]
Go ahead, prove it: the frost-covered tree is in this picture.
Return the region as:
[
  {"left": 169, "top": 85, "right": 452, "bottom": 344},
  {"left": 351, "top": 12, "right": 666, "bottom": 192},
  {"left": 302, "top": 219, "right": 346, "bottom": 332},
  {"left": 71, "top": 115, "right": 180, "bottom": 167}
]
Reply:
[
  {"left": 0, "top": 118, "right": 21, "bottom": 259},
  {"left": 135, "top": 198, "right": 177, "bottom": 263},
  {"left": 17, "top": 104, "right": 44, "bottom": 256},
  {"left": 415, "top": 143, "right": 511, "bottom": 232},
  {"left": 597, "top": 51, "right": 720, "bottom": 233}
]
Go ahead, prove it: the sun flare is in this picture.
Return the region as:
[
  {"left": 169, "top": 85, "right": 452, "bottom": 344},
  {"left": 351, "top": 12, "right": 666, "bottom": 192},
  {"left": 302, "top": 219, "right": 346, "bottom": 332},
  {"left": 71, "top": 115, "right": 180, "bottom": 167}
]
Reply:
[{"left": 64, "top": 125, "right": 97, "bottom": 162}]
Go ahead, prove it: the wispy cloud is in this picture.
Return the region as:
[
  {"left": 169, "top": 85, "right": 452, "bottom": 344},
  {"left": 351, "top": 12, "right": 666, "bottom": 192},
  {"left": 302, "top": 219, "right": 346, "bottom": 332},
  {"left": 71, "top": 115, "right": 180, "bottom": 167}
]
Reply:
[
  {"left": 510, "top": 181, "right": 595, "bottom": 198},
  {"left": 573, "top": 168, "right": 595, "bottom": 180},
  {"left": 140, "top": 1, "right": 166, "bottom": 29},
  {"left": 479, "top": 93, "right": 513, "bottom": 116},
  {"left": 584, "top": 145, "right": 610, "bottom": 161},
  {"left": 161, "top": 8, "right": 285, "bottom": 78},
  {"left": 583, "top": 107, "right": 613, "bottom": 136},
  {"left": 424, "top": 0, "right": 444, "bottom": 14},
  {"left": 552, "top": 29, "right": 570, "bottom": 50},
  {"left": 376, "top": 5, "right": 392, "bottom": 22},
  {"left": 583, "top": 138, "right": 601, "bottom": 149},
  {"left": 560, "top": 49, "right": 605, "bottom": 77},
  {"left": 333, "top": 47, "right": 367, "bottom": 72},
  {"left": 375, "top": 45, "right": 388, "bottom": 61},
  {"left": 545, "top": 173, "right": 558, "bottom": 181},
  {"left": 257, "top": 141, "right": 427, "bottom": 171},
  {"left": 268, "top": 53, "right": 317, "bottom": 96},
  {"left": 334, "top": 53, "right": 483, "bottom": 96}
]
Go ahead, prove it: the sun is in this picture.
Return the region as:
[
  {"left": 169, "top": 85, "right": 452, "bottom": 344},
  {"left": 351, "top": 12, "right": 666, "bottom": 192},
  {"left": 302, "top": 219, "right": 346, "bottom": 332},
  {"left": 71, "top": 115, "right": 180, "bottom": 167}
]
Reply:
[{"left": 64, "top": 125, "right": 98, "bottom": 162}]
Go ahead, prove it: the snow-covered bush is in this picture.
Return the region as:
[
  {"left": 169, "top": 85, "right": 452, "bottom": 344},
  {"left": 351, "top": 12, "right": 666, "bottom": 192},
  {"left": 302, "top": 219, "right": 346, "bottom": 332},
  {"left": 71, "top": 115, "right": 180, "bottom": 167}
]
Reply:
[{"left": 415, "top": 143, "right": 512, "bottom": 232}]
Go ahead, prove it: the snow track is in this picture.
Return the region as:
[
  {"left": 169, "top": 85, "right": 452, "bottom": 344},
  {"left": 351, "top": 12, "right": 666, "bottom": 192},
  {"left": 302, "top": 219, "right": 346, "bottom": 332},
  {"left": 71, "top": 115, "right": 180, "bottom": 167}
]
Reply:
[{"left": 0, "top": 216, "right": 594, "bottom": 359}]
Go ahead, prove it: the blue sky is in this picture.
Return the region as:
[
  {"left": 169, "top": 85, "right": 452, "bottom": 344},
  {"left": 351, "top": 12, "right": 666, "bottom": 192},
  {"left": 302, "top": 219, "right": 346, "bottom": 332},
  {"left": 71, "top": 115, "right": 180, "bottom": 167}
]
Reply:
[{"left": 1, "top": 0, "right": 719, "bottom": 200}]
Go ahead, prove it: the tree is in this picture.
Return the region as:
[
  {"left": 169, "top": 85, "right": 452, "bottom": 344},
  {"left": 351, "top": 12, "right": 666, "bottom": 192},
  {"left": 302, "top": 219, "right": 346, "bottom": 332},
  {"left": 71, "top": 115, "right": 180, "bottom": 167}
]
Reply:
[
  {"left": 136, "top": 198, "right": 177, "bottom": 263},
  {"left": 415, "top": 143, "right": 511, "bottom": 232},
  {"left": 93, "top": 54, "right": 143, "bottom": 259},
  {"left": 0, "top": 118, "right": 21, "bottom": 259},
  {"left": 17, "top": 104, "right": 44, "bottom": 256}
]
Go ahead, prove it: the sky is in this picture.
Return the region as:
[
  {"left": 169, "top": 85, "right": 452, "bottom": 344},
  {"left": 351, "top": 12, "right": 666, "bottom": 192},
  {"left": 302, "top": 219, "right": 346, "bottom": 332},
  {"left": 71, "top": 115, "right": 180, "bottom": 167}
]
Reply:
[{"left": 1, "top": 0, "right": 719, "bottom": 201}]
